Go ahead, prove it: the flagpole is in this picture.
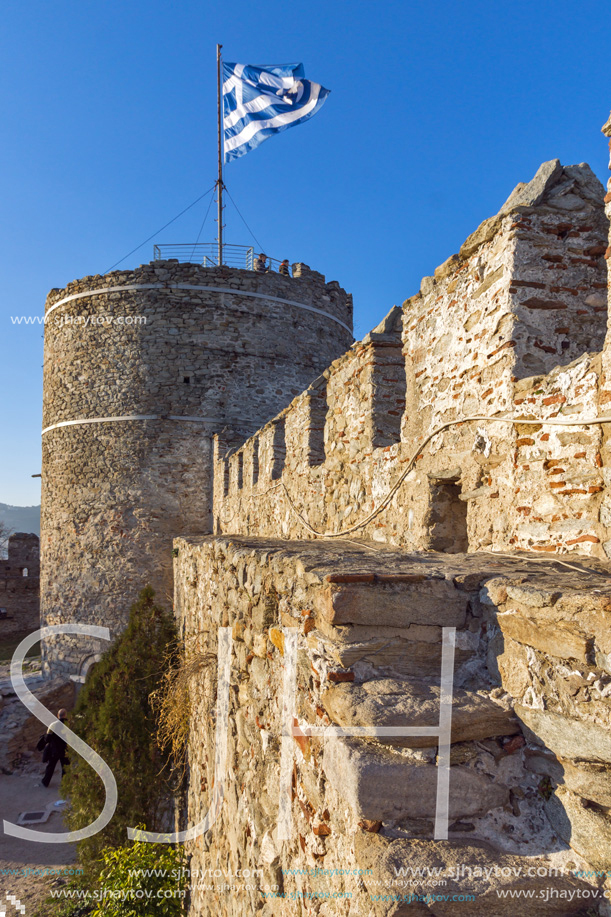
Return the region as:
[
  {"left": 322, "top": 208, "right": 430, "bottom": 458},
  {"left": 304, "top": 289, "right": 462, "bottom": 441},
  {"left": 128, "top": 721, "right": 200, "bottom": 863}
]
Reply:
[{"left": 216, "top": 43, "right": 224, "bottom": 266}]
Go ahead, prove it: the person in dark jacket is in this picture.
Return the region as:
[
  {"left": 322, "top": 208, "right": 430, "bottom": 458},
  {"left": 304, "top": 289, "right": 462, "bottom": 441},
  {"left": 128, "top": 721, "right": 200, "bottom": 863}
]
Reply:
[
  {"left": 41, "top": 708, "right": 69, "bottom": 787},
  {"left": 279, "top": 259, "right": 290, "bottom": 276}
]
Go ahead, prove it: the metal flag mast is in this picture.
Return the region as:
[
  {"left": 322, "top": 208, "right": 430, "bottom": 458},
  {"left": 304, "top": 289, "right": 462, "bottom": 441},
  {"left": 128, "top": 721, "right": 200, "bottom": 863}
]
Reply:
[{"left": 216, "top": 43, "right": 225, "bottom": 266}]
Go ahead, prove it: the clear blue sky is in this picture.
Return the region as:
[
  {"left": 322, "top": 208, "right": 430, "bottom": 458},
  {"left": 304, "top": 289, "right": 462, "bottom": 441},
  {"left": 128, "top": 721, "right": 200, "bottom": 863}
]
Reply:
[{"left": 2, "top": 0, "right": 610, "bottom": 505}]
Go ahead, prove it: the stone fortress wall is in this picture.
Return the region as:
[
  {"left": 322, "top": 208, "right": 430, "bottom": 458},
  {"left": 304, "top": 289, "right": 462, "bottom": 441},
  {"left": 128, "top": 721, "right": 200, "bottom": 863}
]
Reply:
[
  {"left": 212, "top": 160, "right": 611, "bottom": 558},
  {"left": 0, "top": 533, "right": 39, "bottom": 639},
  {"left": 174, "top": 127, "right": 611, "bottom": 913},
  {"left": 176, "top": 536, "right": 611, "bottom": 916},
  {"left": 40, "top": 262, "right": 352, "bottom": 677},
  {"left": 37, "top": 113, "right": 611, "bottom": 910}
]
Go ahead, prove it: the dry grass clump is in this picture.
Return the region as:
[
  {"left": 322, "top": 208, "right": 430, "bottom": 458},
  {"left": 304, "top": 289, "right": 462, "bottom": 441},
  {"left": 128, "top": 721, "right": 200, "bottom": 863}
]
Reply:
[{"left": 150, "top": 638, "right": 216, "bottom": 776}]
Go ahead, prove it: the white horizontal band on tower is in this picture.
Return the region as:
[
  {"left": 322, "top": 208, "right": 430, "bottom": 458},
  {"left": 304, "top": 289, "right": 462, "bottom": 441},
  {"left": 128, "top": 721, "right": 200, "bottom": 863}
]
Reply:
[
  {"left": 41, "top": 414, "right": 226, "bottom": 436},
  {"left": 44, "top": 283, "right": 353, "bottom": 334}
]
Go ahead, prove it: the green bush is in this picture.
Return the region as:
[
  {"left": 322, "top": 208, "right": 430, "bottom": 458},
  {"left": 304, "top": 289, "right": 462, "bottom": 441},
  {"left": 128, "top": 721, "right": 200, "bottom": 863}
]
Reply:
[
  {"left": 62, "top": 586, "right": 179, "bottom": 880},
  {"left": 34, "top": 879, "right": 94, "bottom": 917},
  {"left": 91, "top": 837, "right": 186, "bottom": 917}
]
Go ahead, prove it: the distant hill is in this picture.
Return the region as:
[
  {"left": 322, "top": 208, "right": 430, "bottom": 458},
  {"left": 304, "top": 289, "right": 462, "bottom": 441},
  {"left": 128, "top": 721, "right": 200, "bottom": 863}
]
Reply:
[{"left": 0, "top": 503, "right": 40, "bottom": 537}]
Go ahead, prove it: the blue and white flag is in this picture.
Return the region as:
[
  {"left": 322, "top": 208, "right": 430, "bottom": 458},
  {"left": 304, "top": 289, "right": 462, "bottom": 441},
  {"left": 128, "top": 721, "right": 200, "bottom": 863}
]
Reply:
[{"left": 222, "top": 62, "right": 330, "bottom": 162}]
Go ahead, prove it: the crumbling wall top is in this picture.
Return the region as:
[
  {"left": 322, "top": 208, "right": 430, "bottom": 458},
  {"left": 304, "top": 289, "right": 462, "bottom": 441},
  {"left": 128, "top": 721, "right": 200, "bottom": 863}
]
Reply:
[
  {"left": 44, "top": 261, "right": 351, "bottom": 313},
  {"left": 411, "top": 160, "right": 606, "bottom": 301}
]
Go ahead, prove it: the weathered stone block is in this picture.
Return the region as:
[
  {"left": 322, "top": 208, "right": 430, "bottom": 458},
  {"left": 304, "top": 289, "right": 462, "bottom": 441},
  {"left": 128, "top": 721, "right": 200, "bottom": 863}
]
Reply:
[
  {"left": 545, "top": 785, "right": 611, "bottom": 870},
  {"left": 324, "top": 739, "right": 509, "bottom": 821},
  {"left": 355, "top": 833, "right": 596, "bottom": 917},
  {"left": 496, "top": 633, "right": 532, "bottom": 698},
  {"left": 560, "top": 759, "right": 611, "bottom": 808},
  {"left": 315, "top": 579, "right": 468, "bottom": 627},
  {"left": 322, "top": 678, "right": 519, "bottom": 747},
  {"left": 516, "top": 705, "right": 611, "bottom": 763},
  {"left": 311, "top": 628, "right": 473, "bottom": 677},
  {"left": 505, "top": 583, "right": 561, "bottom": 607},
  {"left": 497, "top": 610, "right": 591, "bottom": 663}
]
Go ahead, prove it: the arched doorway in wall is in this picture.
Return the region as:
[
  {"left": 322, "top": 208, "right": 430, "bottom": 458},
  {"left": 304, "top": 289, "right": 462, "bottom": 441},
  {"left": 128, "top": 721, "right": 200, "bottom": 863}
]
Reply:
[{"left": 70, "top": 652, "right": 102, "bottom": 696}]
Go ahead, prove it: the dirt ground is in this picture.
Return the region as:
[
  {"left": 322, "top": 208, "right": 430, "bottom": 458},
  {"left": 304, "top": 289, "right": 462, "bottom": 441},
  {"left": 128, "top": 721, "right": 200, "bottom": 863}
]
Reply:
[
  {"left": 0, "top": 653, "right": 79, "bottom": 914},
  {"left": 0, "top": 768, "right": 78, "bottom": 914}
]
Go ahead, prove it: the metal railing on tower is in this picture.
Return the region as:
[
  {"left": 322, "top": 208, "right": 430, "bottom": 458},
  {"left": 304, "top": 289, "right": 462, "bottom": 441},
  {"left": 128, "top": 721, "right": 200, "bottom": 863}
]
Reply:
[{"left": 153, "top": 243, "right": 284, "bottom": 273}]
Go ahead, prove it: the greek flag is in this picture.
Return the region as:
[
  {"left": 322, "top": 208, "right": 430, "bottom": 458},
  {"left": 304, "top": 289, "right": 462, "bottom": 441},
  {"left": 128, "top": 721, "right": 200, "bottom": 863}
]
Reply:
[{"left": 222, "top": 62, "right": 330, "bottom": 162}]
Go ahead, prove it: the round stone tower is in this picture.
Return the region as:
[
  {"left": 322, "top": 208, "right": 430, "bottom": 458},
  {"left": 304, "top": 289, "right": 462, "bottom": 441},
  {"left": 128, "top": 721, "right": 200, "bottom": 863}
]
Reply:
[{"left": 40, "top": 260, "right": 352, "bottom": 677}]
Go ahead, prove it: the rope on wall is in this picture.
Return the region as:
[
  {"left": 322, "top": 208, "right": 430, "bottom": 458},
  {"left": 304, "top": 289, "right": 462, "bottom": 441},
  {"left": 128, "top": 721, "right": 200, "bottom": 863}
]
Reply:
[{"left": 223, "top": 413, "right": 611, "bottom": 538}]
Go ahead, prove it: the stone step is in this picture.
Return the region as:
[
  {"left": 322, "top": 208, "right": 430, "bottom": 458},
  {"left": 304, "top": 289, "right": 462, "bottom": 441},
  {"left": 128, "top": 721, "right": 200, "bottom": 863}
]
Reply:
[
  {"left": 355, "top": 833, "right": 602, "bottom": 916},
  {"left": 314, "top": 573, "right": 469, "bottom": 627},
  {"left": 322, "top": 678, "right": 520, "bottom": 748},
  {"left": 324, "top": 739, "right": 509, "bottom": 823},
  {"left": 309, "top": 624, "right": 478, "bottom": 678}
]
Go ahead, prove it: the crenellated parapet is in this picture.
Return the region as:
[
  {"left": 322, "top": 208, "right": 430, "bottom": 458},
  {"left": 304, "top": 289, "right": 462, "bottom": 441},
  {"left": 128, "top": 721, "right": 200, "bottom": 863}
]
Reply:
[
  {"left": 213, "top": 158, "right": 611, "bottom": 558},
  {"left": 182, "top": 129, "right": 611, "bottom": 914},
  {"left": 212, "top": 308, "right": 414, "bottom": 543},
  {"left": 0, "top": 533, "right": 40, "bottom": 639},
  {"left": 403, "top": 160, "right": 607, "bottom": 436}
]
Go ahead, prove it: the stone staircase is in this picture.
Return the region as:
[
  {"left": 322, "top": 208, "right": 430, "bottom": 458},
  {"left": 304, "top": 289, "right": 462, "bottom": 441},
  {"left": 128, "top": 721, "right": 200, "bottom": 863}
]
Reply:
[{"left": 175, "top": 536, "right": 611, "bottom": 916}]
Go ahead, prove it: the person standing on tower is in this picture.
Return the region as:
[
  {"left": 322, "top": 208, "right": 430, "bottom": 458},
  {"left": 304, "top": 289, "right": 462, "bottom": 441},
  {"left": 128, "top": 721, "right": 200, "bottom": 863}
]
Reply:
[
  {"left": 254, "top": 253, "right": 268, "bottom": 273},
  {"left": 279, "top": 259, "right": 290, "bottom": 276}
]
